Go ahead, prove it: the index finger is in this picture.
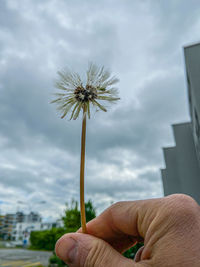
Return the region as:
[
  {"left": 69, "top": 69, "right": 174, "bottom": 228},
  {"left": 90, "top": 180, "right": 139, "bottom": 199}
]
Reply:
[
  {"left": 78, "top": 198, "right": 162, "bottom": 252},
  {"left": 78, "top": 194, "right": 199, "bottom": 254}
]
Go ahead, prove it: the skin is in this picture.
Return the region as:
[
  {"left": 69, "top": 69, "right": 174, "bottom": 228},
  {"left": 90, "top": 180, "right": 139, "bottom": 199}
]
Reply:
[{"left": 55, "top": 194, "right": 200, "bottom": 266}]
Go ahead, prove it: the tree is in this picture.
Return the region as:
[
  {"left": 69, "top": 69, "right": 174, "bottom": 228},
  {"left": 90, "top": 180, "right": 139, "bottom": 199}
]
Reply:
[
  {"left": 85, "top": 200, "right": 96, "bottom": 222},
  {"left": 62, "top": 199, "right": 81, "bottom": 232},
  {"left": 30, "top": 227, "right": 65, "bottom": 251},
  {"left": 62, "top": 199, "right": 96, "bottom": 232}
]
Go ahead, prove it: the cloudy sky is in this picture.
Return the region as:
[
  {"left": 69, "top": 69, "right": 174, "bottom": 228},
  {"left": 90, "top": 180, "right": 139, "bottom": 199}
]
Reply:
[{"left": 0, "top": 0, "right": 199, "bottom": 220}]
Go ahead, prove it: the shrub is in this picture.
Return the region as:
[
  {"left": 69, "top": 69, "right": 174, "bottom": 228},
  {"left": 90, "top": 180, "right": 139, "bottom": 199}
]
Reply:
[
  {"left": 49, "top": 252, "right": 68, "bottom": 267},
  {"left": 30, "top": 227, "right": 65, "bottom": 251}
]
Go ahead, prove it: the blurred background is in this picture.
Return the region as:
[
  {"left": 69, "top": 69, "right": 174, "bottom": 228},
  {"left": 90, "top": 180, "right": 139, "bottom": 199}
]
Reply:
[{"left": 0, "top": 0, "right": 200, "bottom": 223}]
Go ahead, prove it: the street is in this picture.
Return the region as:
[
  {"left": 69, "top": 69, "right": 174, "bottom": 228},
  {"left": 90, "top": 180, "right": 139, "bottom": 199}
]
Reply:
[{"left": 0, "top": 249, "right": 52, "bottom": 267}]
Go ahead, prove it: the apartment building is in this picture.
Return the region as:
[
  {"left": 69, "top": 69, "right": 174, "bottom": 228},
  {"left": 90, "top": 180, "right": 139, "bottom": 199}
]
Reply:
[
  {"left": 161, "top": 43, "right": 200, "bottom": 204},
  {"left": 0, "top": 211, "right": 41, "bottom": 240},
  {"left": 184, "top": 43, "right": 200, "bottom": 164}
]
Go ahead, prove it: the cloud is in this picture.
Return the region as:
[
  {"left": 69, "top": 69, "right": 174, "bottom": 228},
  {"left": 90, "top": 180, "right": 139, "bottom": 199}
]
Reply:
[{"left": 0, "top": 0, "right": 198, "bottom": 218}]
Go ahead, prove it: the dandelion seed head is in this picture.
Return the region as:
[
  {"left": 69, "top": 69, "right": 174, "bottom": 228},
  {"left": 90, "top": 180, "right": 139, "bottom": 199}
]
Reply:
[
  {"left": 74, "top": 86, "right": 97, "bottom": 102},
  {"left": 51, "top": 63, "right": 120, "bottom": 120}
]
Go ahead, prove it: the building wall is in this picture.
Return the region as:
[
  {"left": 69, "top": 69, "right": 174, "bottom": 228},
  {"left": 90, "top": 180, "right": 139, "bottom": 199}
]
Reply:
[
  {"left": 184, "top": 44, "right": 200, "bottom": 165},
  {"left": 0, "top": 212, "right": 42, "bottom": 240},
  {"left": 161, "top": 43, "right": 200, "bottom": 203},
  {"left": 13, "top": 222, "right": 42, "bottom": 242},
  {"left": 173, "top": 123, "right": 200, "bottom": 202},
  {"left": 162, "top": 147, "right": 181, "bottom": 194},
  {"left": 161, "top": 123, "right": 200, "bottom": 204},
  {"left": 1, "top": 214, "right": 17, "bottom": 240}
]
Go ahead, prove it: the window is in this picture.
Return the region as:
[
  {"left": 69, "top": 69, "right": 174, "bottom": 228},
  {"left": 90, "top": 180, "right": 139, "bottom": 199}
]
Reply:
[
  {"left": 187, "top": 72, "right": 192, "bottom": 104},
  {"left": 195, "top": 108, "right": 200, "bottom": 139}
]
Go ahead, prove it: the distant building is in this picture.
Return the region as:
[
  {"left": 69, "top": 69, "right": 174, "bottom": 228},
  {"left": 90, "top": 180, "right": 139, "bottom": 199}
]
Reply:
[
  {"left": 0, "top": 210, "right": 63, "bottom": 243},
  {"left": 24, "top": 211, "right": 42, "bottom": 223},
  {"left": 13, "top": 222, "right": 42, "bottom": 243},
  {"left": 54, "top": 218, "right": 64, "bottom": 228},
  {"left": 0, "top": 213, "right": 17, "bottom": 240},
  {"left": 161, "top": 43, "right": 200, "bottom": 204},
  {"left": 0, "top": 215, "right": 5, "bottom": 235},
  {"left": 0, "top": 211, "right": 42, "bottom": 240},
  {"left": 13, "top": 220, "right": 64, "bottom": 243}
]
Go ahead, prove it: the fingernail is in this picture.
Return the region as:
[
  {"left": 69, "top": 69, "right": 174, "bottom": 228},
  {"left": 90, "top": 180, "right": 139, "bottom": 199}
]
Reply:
[
  {"left": 56, "top": 237, "right": 77, "bottom": 263},
  {"left": 134, "top": 246, "right": 144, "bottom": 262}
]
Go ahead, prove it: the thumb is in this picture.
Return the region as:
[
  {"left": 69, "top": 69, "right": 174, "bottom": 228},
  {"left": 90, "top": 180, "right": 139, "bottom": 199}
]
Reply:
[{"left": 55, "top": 233, "right": 141, "bottom": 267}]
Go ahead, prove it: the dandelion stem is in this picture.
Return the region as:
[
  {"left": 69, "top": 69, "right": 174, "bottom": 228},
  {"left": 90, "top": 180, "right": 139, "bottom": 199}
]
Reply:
[{"left": 80, "top": 105, "right": 87, "bottom": 233}]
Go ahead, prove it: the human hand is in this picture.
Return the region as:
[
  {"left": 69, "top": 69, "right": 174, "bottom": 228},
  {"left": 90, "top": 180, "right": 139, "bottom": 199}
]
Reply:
[{"left": 55, "top": 194, "right": 200, "bottom": 266}]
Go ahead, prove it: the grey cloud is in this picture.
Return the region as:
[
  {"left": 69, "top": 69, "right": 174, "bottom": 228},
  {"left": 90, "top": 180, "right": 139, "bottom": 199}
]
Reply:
[{"left": 0, "top": 0, "right": 197, "bottom": 217}]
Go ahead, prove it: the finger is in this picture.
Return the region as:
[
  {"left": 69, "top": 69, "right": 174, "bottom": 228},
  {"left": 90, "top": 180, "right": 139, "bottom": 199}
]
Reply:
[
  {"left": 134, "top": 246, "right": 144, "bottom": 262},
  {"left": 78, "top": 194, "right": 199, "bottom": 256},
  {"left": 78, "top": 225, "right": 140, "bottom": 253},
  {"left": 55, "top": 233, "right": 150, "bottom": 267},
  {"left": 78, "top": 199, "right": 161, "bottom": 252}
]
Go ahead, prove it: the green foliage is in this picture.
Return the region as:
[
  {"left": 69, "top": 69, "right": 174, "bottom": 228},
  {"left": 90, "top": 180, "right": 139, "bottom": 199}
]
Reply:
[
  {"left": 62, "top": 199, "right": 96, "bottom": 232},
  {"left": 30, "top": 227, "right": 65, "bottom": 251},
  {"left": 49, "top": 252, "right": 68, "bottom": 267},
  {"left": 62, "top": 199, "right": 80, "bottom": 232},
  {"left": 85, "top": 200, "right": 96, "bottom": 222},
  {"left": 123, "top": 242, "right": 144, "bottom": 259}
]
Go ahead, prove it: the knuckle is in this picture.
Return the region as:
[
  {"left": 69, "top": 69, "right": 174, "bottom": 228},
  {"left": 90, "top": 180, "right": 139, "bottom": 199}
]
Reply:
[
  {"left": 166, "top": 194, "right": 199, "bottom": 221},
  {"left": 110, "top": 201, "right": 125, "bottom": 210},
  {"left": 107, "top": 201, "right": 127, "bottom": 226},
  {"left": 168, "top": 193, "right": 196, "bottom": 203},
  {"left": 108, "top": 201, "right": 128, "bottom": 217}
]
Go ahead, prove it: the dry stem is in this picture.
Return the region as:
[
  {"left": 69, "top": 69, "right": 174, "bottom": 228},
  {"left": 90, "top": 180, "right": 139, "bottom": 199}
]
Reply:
[{"left": 80, "top": 106, "right": 87, "bottom": 233}]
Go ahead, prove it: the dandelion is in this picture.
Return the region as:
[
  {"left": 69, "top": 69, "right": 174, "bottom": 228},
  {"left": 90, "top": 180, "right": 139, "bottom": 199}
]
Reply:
[{"left": 51, "top": 63, "right": 120, "bottom": 233}]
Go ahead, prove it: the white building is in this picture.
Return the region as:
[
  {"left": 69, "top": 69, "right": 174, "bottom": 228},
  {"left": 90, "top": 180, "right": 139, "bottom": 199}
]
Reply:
[
  {"left": 161, "top": 42, "right": 200, "bottom": 204},
  {"left": 0, "top": 210, "right": 64, "bottom": 243},
  {"left": 13, "top": 220, "right": 64, "bottom": 244},
  {"left": 13, "top": 222, "right": 42, "bottom": 243}
]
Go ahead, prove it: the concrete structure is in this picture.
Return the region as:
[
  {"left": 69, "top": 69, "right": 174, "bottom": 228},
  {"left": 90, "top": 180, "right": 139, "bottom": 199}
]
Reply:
[
  {"left": 0, "top": 212, "right": 42, "bottom": 240},
  {"left": 161, "top": 43, "right": 200, "bottom": 203},
  {"left": 0, "top": 214, "right": 17, "bottom": 240},
  {"left": 0, "top": 215, "right": 5, "bottom": 235},
  {"left": 184, "top": 43, "right": 200, "bottom": 164},
  {"left": 13, "top": 222, "right": 42, "bottom": 244}
]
